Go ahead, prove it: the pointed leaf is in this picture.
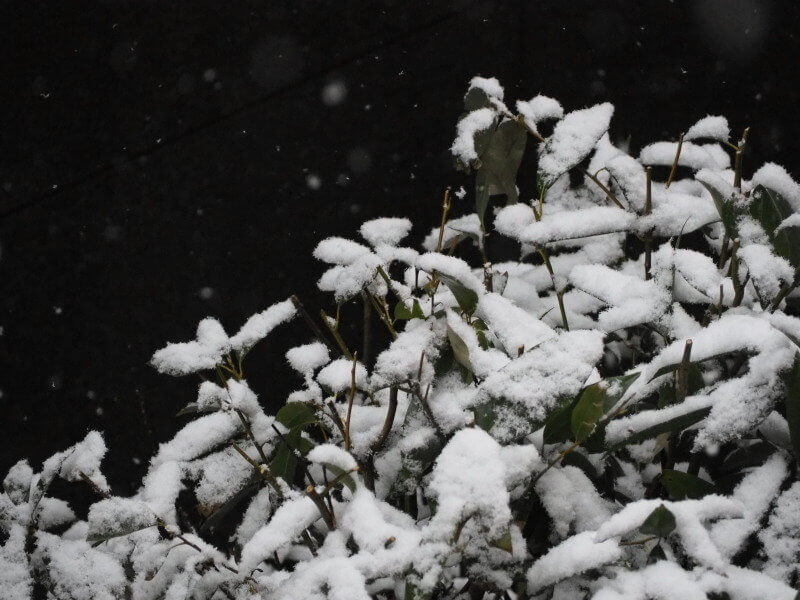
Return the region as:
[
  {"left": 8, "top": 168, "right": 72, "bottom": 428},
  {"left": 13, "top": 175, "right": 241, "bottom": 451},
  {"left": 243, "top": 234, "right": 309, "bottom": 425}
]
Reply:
[
  {"left": 639, "top": 504, "right": 676, "bottom": 538},
  {"left": 438, "top": 274, "right": 479, "bottom": 314},
  {"left": 661, "top": 469, "right": 717, "bottom": 500}
]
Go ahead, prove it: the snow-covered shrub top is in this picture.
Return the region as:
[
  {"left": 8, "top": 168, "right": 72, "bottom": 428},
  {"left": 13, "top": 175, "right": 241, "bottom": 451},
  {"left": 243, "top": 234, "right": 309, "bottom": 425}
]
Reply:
[{"left": 4, "top": 76, "right": 800, "bottom": 600}]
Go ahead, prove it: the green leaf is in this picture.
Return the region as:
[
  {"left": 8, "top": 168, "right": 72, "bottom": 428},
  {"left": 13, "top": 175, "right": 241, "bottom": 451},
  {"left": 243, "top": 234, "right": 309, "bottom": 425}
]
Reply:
[
  {"left": 463, "top": 87, "right": 491, "bottom": 112},
  {"left": 275, "top": 402, "right": 318, "bottom": 430},
  {"left": 176, "top": 402, "right": 200, "bottom": 416},
  {"left": 446, "top": 324, "right": 473, "bottom": 373},
  {"left": 489, "top": 530, "right": 514, "bottom": 553},
  {"left": 438, "top": 274, "right": 479, "bottom": 315},
  {"left": 270, "top": 427, "right": 306, "bottom": 483},
  {"left": 647, "top": 542, "right": 668, "bottom": 564},
  {"left": 751, "top": 185, "right": 800, "bottom": 269},
  {"left": 474, "top": 119, "right": 527, "bottom": 225},
  {"left": 699, "top": 181, "right": 739, "bottom": 238},
  {"left": 571, "top": 382, "right": 614, "bottom": 443},
  {"left": 394, "top": 299, "right": 425, "bottom": 321},
  {"left": 605, "top": 406, "right": 711, "bottom": 452},
  {"left": 784, "top": 353, "right": 800, "bottom": 467},
  {"left": 322, "top": 463, "right": 357, "bottom": 493},
  {"left": 639, "top": 504, "right": 676, "bottom": 538},
  {"left": 661, "top": 469, "right": 717, "bottom": 500},
  {"left": 543, "top": 395, "right": 580, "bottom": 444}
]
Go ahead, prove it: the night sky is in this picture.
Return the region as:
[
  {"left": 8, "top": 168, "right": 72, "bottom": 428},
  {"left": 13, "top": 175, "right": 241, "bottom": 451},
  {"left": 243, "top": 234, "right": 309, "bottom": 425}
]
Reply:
[{"left": 2, "top": 0, "right": 799, "bottom": 493}]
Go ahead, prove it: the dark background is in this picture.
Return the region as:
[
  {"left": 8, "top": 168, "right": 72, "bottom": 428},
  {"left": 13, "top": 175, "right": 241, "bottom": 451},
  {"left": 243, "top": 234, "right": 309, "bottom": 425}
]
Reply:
[{"left": 2, "top": 0, "right": 799, "bottom": 494}]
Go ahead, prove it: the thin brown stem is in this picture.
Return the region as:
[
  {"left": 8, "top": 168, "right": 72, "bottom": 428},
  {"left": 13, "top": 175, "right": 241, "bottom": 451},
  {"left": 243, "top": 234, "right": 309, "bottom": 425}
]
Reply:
[
  {"left": 344, "top": 352, "right": 359, "bottom": 451},
  {"left": 232, "top": 443, "right": 284, "bottom": 499},
  {"left": 235, "top": 409, "right": 270, "bottom": 465},
  {"left": 305, "top": 485, "right": 336, "bottom": 530},
  {"left": 768, "top": 266, "right": 800, "bottom": 312},
  {"left": 582, "top": 168, "right": 625, "bottom": 209},
  {"left": 366, "top": 292, "right": 398, "bottom": 339},
  {"left": 435, "top": 187, "right": 452, "bottom": 253},
  {"left": 529, "top": 442, "right": 581, "bottom": 488},
  {"left": 291, "top": 295, "right": 337, "bottom": 356},
  {"left": 370, "top": 387, "right": 399, "bottom": 453},
  {"left": 360, "top": 291, "right": 373, "bottom": 366},
  {"left": 665, "top": 132, "right": 685, "bottom": 188},
  {"left": 320, "top": 309, "right": 353, "bottom": 359},
  {"left": 538, "top": 247, "right": 569, "bottom": 330}
]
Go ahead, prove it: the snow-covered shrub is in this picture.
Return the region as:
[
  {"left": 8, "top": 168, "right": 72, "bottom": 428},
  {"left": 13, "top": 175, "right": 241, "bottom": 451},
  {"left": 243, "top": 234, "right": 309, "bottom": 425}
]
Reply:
[{"left": 5, "top": 76, "right": 800, "bottom": 599}]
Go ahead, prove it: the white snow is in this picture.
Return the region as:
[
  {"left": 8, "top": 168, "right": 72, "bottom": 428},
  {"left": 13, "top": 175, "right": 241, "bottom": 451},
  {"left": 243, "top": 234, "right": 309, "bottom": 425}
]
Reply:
[
  {"left": 286, "top": 342, "right": 330, "bottom": 374},
  {"left": 519, "top": 206, "right": 634, "bottom": 245},
  {"left": 317, "top": 358, "right": 368, "bottom": 394},
  {"left": 359, "top": 217, "right": 412, "bottom": 248},
  {"left": 451, "top": 108, "right": 496, "bottom": 164},
  {"left": 515, "top": 95, "right": 564, "bottom": 135},
  {"left": 527, "top": 531, "right": 622, "bottom": 592},
  {"left": 640, "top": 141, "right": 731, "bottom": 170},
  {"left": 750, "top": 162, "right": 800, "bottom": 211},
  {"left": 684, "top": 115, "right": 730, "bottom": 142},
  {"left": 229, "top": 298, "right": 296, "bottom": 353},
  {"left": 538, "top": 102, "right": 614, "bottom": 183}
]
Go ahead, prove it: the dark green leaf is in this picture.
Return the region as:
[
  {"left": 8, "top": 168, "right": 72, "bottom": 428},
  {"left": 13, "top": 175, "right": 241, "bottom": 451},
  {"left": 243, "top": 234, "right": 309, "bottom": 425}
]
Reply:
[
  {"left": 394, "top": 299, "right": 425, "bottom": 321},
  {"left": 270, "top": 427, "right": 303, "bottom": 483},
  {"left": 474, "top": 119, "right": 527, "bottom": 225},
  {"left": 647, "top": 542, "right": 668, "bottom": 564},
  {"left": 571, "top": 382, "right": 614, "bottom": 443},
  {"left": 719, "top": 441, "right": 775, "bottom": 476},
  {"left": 648, "top": 352, "right": 731, "bottom": 383},
  {"left": 489, "top": 530, "right": 514, "bottom": 553},
  {"left": 751, "top": 185, "right": 800, "bottom": 269},
  {"left": 784, "top": 353, "right": 800, "bottom": 467},
  {"left": 463, "top": 87, "right": 491, "bottom": 112},
  {"left": 275, "top": 402, "right": 318, "bottom": 430},
  {"left": 176, "top": 402, "right": 199, "bottom": 416},
  {"left": 543, "top": 395, "right": 580, "bottom": 445},
  {"left": 699, "top": 181, "right": 738, "bottom": 238},
  {"left": 639, "top": 504, "right": 676, "bottom": 538},
  {"left": 606, "top": 406, "right": 711, "bottom": 452},
  {"left": 661, "top": 469, "right": 717, "bottom": 500},
  {"left": 322, "top": 463, "right": 357, "bottom": 493},
  {"left": 438, "top": 274, "right": 479, "bottom": 315}
]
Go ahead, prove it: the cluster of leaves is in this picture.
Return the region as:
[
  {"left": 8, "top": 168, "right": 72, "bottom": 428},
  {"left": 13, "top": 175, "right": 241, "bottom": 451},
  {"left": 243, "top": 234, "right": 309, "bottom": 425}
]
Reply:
[{"left": 3, "top": 77, "right": 800, "bottom": 600}]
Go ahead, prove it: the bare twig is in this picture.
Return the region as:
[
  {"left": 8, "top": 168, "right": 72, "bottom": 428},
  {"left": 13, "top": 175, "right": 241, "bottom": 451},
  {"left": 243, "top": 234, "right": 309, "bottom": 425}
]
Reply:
[
  {"left": 344, "top": 352, "right": 359, "bottom": 451},
  {"left": 320, "top": 309, "right": 353, "bottom": 359},
  {"left": 435, "top": 187, "right": 452, "bottom": 253},
  {"left": 733, "top": 126, "right": 750, "bottom": 190},
  {"left": 291, "top": 295, "right": 337, "bottom": 355},
  {"left": 370, "top": 387, "right": 399, "bottom": 453},
  {"left": 665, "top": 132, "right": 684, "bottom": 188},
  {"left": 360, "top": 291, "right": 373, "bottom": 366},
  {"left": 582, "top": 168, "right": 625, "bottom": 209},
  {"left": 305, "top": 485, "right": 336, "bottom": 530}
]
